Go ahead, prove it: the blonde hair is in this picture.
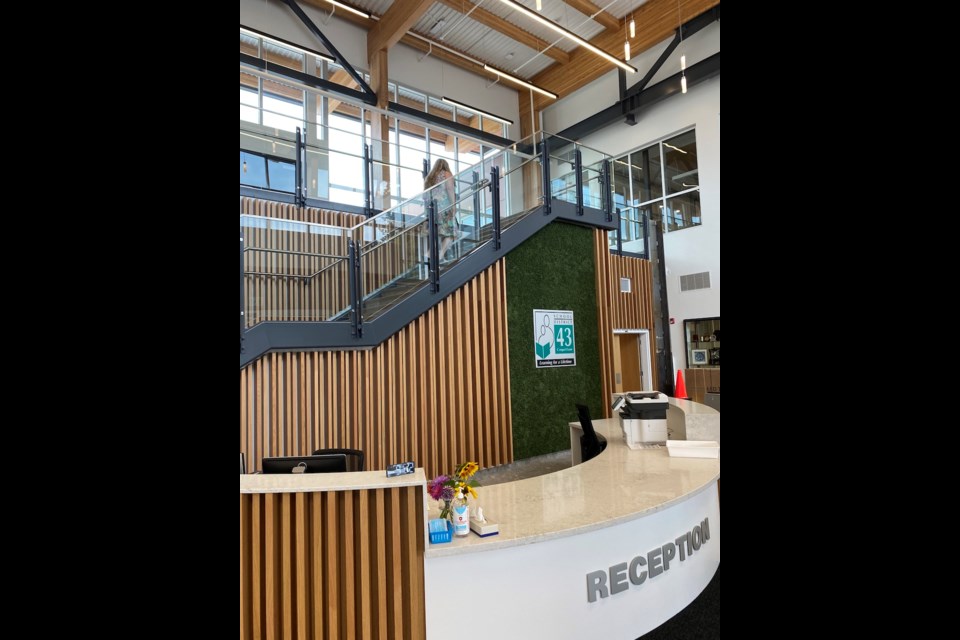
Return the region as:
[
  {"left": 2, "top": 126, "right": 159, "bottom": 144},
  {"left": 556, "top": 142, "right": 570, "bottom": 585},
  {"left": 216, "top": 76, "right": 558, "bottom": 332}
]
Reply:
[{"left": 424, "top": 159, "right": 452, "bottom": 188}]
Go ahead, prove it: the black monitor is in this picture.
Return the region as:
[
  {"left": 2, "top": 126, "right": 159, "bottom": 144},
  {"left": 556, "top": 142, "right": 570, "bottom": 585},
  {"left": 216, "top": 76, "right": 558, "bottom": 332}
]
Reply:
[
  {"left": 261, "top": 454, "right": 348, "bottom": 474},
  {"left": 575, "top": 404, "right": 607, "bottom": 463}
]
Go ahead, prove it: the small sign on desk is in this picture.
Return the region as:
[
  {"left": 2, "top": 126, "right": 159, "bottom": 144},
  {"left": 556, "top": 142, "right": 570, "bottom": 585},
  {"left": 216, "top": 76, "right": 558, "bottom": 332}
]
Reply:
[{"left": 386, "top": 461, "right": 415, "bottom": 477}]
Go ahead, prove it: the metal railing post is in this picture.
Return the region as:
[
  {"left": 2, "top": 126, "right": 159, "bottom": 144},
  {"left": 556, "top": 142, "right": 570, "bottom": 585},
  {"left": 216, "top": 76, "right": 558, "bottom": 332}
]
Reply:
[
  {"left": 602, "top": 159, "right": 613, "bottom": 222},
  {"left": 615, "top": 208, "right": 623, "bottom": 256},
  {"left": 295, "top": 127, "right": 305, "bottom": 208},
  {"left": 428, "top": 200, "right": 439, "bottom": 292},
  {"left": 490, "top": 166, "right": 501, "bottom": 250},
  {"left": 642, "top": 209, "right": 650, "bottom": 260},
  {"left": 575, "top": 147, "right": 584, "bottom": 216},
  {"left": 362, "top": 143, "right": 372, "bottom": 216},
  {"left": 540, "top": 134, "right": 551, "bottom": 216},
  {"left": 347, "top": 239, "right": 363, "bottom": 337}
]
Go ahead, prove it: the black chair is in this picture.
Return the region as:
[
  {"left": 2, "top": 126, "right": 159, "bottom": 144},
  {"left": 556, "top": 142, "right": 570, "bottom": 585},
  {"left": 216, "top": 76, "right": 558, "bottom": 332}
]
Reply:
[
  {"left": 575, "top": 404, "right": 607, "bottom": 463},
  {"left": 312, "top": 448, "right": 365, "bottom": 472}
]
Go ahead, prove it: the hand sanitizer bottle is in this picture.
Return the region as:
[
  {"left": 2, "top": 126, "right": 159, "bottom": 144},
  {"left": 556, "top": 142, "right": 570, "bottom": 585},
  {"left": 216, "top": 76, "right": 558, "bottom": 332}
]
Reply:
[{"left": 451, "top": 497, "right": 470, "bottom": 536}]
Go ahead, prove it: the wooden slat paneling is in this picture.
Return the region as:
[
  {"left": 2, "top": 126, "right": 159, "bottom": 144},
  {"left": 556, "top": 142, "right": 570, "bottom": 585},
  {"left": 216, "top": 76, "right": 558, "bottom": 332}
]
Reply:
[
  {"left": 594, "top": 231, "right": 658, "bottom": 417},
  {"left": 240, "top": 485, "right": 426, "bottom": 640},
  {"left": 240, "top": 260, "right": 512, "bottom": 479},
  {"left": 241, "top": 196, "right": 411, "bottom": 327}
]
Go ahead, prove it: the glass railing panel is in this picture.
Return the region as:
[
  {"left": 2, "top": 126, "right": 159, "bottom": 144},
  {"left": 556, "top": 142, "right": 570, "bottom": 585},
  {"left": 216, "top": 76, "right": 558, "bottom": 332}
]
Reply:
[
  {"left": 500, "top": 155, "right": 543, "bottom": 226},
  {"left": 240, "top": 124, "right": 299, "bottom": 193},
  {"left": 303, "top": 124, "right": 367, "bottom": 203},
  {"left": 547, "top": 134, "right": 577, "bottom": 205},
  {"left": 241, "top": 214, "right": 351, "bottom": 326},
  {"left": 607, "top": 205, "right": 649, "bottom": 257},
  {"left": 354, "top": 190, "right": 432, "bottom": 319},
  {"left": 578, "top": 143, "right": 610, "bottom": 210}
]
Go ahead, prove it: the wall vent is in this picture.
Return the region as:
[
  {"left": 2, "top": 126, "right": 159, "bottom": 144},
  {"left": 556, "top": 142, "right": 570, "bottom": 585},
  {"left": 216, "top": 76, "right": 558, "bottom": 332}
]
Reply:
[{"left": 680, "top": 271, "right": 711, "bottom": 292}]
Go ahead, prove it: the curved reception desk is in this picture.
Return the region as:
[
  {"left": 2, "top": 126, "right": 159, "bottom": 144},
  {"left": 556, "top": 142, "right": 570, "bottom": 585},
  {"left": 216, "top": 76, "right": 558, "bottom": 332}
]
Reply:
[{"left": 424, "top": 417, "right": 720, "bottom": 640}]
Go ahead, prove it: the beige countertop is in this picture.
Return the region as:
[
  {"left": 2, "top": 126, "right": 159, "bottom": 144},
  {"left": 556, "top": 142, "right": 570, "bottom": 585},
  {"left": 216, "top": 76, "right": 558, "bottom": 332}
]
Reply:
[
  {"left": 425, "top": 417, "right": 720, "bottom": 558},
  {"left": 240, "top": 469, "right": 426, "bottom": 494},
  {"left": 668, "top": 397, "right": 720, "bottom": 415}
]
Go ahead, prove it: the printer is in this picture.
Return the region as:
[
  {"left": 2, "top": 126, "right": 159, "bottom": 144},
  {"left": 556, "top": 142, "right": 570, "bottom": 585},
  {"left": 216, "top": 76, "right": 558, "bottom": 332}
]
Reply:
[{"left": 612, "top": 391, "right": 669, "bottom": 448}]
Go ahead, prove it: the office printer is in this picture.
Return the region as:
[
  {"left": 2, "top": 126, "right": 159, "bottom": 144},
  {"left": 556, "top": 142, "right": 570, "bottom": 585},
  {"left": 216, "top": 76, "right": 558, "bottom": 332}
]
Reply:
[{"left": 613, "top": 391, "right": 669, "bottom": 448}]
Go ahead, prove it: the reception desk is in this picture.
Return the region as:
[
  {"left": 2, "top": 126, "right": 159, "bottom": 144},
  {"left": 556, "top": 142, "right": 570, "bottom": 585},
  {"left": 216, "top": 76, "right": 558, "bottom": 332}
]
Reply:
[
  {"left": 239, "top": 471, "right": 427, "bottom": 640},
  {"left": 423, "top": 418, "right": 720, "bottom": 639}
]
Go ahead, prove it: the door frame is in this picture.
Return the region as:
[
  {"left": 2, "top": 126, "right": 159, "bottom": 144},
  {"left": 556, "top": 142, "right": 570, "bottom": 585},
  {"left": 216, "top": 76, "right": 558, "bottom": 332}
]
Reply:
[{"left": 613, "top": 329, "right": 653, "bottom": 392}]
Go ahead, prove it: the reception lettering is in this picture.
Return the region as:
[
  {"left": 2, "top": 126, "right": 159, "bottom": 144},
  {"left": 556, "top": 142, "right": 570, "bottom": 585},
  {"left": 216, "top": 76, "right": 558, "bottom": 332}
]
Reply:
[{"left": 585, "top": 517, "right": 711, "bottom": 603}]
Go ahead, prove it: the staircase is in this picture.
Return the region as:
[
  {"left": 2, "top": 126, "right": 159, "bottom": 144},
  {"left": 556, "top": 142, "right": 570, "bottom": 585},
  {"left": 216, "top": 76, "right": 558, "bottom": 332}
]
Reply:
[{"left": 241, "top": 132, "right": 619, "bottom": 368}]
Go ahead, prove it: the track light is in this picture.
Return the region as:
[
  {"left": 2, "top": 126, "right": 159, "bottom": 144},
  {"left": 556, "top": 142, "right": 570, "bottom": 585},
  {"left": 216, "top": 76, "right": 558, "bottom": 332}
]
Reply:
[
  {"left": 442, "top": 97, "right": 514, "bottom": 125},
  {"left": 321, "top": 0, "right": 370, "bottom": 19},
  {"left": 492, "top": 0, "right": 637, "bottom": 73},
  {"left": 483, "top": 65, "right": 558, "bottom": 99},
  {"left": 680, "top": 55, "right": 687, "bottom": 93}
]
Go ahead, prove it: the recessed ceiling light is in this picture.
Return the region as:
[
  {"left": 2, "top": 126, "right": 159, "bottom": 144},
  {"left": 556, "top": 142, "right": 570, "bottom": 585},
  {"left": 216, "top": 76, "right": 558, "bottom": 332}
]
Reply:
[{"left": 505, "top": 52, "right": 514, "bottom": 60}]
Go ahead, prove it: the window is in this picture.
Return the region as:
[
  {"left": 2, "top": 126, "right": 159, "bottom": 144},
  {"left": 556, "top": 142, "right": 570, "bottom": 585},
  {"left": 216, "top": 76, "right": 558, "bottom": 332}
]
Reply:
[
  {"left": 608, "top": 129, "right": 700, "bottom": 254},
  {"left": 240, "top": 28, "right": 508, "bottom": 211}
]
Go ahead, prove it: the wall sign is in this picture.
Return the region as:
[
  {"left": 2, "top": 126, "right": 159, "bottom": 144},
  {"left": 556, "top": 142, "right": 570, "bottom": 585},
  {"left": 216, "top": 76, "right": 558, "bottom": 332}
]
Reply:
[{"left": 534, "top": 309, "right": 576, "bottom": 368}]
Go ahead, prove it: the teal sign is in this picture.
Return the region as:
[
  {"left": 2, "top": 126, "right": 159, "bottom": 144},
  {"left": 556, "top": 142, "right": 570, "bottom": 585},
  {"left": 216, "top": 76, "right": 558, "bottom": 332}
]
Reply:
[{"left": 534, "top": 309, "right": 576, "bottom": 368}]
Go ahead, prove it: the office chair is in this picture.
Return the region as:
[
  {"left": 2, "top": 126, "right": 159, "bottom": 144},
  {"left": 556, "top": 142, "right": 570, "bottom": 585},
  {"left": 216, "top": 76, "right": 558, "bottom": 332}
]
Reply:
[
  {"left": 575, "top": 404, "right": 608, "bottom": 463},
  {"left": 312, "top": 448, "right": 365, "bottom": 472}
]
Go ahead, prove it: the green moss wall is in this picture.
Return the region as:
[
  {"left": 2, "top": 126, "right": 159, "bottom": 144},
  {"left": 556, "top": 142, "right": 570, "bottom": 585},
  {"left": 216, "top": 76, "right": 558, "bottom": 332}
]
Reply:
[{"left": 506, "top": 222, "right": 603, "bottom": 460}]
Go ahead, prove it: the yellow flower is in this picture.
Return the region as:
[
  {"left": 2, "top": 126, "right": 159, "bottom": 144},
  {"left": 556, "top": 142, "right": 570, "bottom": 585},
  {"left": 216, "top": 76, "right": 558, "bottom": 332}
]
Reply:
[{"left": 457, "top": 461, "right": 479, "bottom": 479}]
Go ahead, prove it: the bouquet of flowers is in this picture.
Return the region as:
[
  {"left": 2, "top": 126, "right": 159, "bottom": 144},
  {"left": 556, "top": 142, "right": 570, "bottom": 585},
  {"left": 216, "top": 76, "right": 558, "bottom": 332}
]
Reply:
[{"left": 428, "top": 461, "right": 480, "bottom": 519}]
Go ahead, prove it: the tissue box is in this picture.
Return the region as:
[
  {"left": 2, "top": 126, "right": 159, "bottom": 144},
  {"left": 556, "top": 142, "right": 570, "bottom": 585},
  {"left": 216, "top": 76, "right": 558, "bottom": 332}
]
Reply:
[
  {"left": 666, "top": 440, "right": 720, "bottom": 459},
  {"left": 469, "top": 517, "right": 499, "bottom": 537}
]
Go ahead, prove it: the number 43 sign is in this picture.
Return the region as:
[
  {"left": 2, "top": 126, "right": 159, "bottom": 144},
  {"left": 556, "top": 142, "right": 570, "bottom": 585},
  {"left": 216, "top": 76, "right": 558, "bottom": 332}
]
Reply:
[{"left": 534, "top": 309, "right": 577, "bottom": 368}]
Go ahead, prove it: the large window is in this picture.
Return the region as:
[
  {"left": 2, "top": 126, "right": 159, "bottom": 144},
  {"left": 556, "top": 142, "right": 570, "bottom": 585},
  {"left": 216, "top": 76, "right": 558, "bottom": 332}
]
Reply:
[
  {"left": 610, "top": 129, "right": 700, "bottom": 254},
  {"left": 241, "top": 28, "right": 509, "bottom": 212}
]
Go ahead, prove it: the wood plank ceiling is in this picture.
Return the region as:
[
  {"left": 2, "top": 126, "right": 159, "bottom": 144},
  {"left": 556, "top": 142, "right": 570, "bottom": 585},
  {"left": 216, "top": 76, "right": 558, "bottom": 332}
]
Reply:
[{"left": 298, "top": 0, "right": 719, "bottom": 132}]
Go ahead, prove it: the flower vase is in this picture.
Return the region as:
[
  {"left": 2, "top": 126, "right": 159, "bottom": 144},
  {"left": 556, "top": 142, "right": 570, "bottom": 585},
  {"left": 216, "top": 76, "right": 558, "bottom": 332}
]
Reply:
[
  {"left": 451, "top": 499, "right": 470, "bottom": 537},
  {"left": 440, "top": 499, "right": 452, "bottom": 521}
]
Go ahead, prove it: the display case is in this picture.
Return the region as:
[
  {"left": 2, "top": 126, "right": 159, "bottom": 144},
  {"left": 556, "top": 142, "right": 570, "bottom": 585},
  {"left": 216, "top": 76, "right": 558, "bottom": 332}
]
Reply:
[{"left": 684, "top": 317, "right": 720, "bottom": 368}]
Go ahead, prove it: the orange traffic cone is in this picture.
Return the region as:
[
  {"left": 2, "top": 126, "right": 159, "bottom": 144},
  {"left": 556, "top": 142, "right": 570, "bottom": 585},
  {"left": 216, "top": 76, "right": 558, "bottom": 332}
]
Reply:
[{"left": 674, "top": 370, "right": 689, "bottom": 399}]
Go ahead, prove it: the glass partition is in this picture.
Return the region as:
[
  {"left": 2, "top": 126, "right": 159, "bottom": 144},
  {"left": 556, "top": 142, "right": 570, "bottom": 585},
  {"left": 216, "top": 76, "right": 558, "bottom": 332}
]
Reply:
[{"left": 241, "top": 214, "right": 351, "bottom": 327}]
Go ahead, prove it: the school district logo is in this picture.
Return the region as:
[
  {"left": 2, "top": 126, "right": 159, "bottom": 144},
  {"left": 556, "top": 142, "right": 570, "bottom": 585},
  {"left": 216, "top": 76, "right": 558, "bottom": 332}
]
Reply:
[{"left": 533, "top": 309, "right": 576, "bottom": 368}]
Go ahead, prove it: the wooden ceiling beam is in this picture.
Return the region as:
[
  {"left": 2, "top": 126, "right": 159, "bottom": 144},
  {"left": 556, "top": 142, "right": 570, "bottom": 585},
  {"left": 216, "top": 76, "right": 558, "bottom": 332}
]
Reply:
[
  {"left": 436, "top": 0, "right": 569, "bottom": 64},
  {"left": 367, "top": 0, "right": 434, "bottom": 60},
  {"left": 563, "top": 0, "right": 620, "bottom": 32},
  {"left": 527, "top": 0, "right": 719, "bottom": 113}
]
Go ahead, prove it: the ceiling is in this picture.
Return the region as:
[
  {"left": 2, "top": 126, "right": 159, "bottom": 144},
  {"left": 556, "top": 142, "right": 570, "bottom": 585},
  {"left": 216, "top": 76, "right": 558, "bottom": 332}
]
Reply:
[{"left": 291, "top": 0, "right": 718, "bottom": 120}]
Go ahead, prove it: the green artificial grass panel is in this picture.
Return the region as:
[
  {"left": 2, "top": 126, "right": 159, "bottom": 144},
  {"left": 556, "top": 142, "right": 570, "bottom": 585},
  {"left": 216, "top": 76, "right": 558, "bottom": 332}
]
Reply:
[{"left": 506, "top": 222, "right": 604, "bottom": 460}]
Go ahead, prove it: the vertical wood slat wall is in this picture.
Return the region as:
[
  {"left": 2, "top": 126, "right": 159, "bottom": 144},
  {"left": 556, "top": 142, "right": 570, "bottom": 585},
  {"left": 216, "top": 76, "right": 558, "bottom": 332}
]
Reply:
[
  {"left": 240, "top": 260, "right": 513, "bottom": 479},
  {"left": 239, "top": 485, "right": 425, "bottom": 640},
  {"left": 593, "top": 231, "right": 658, "bottom": 417}
]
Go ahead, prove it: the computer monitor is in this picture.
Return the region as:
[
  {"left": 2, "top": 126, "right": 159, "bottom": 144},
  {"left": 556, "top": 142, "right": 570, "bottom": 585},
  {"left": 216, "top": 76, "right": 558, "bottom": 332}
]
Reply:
[
  {"left": 575, "top": 404, "right": 607, "bottom": 463},
  {"left": 261, "top": 453, "right": 348, "bottom": 474}
]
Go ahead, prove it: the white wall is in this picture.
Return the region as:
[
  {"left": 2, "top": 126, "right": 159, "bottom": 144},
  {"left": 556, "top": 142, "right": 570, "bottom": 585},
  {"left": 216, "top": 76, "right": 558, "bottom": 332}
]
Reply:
[
  {"left": 239, "top": 0, "right": 521, "bottom": 126},
  {"left": 542, "top": 22, "right": 720, "bottom": 374}
]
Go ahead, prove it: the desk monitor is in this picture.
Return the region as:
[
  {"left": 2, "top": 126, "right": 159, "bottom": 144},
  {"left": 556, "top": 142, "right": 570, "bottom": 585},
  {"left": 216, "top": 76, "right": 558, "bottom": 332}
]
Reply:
[
  {"left": 575, "top": 404, "right": 607, "bottom": 463},
  {"left": 261, "top": 453, "right": 347, "bottom": 474}
]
